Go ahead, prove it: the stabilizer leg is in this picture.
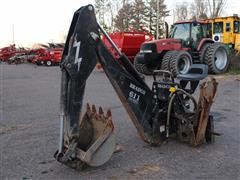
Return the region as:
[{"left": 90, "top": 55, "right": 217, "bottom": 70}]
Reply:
[{"left": 192, "top": 78, "right": 218, "bottom": 146}]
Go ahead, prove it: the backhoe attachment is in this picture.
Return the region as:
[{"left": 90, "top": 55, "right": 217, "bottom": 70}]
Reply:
[{"left": 54, "top": 4, "right": 218, "bottom": 170}]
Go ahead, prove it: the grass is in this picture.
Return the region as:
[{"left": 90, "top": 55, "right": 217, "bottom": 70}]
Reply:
[
  {"left": 227, "top": 55, "right": 240, "bottom": 75},
  {"left": 227, "top": 68, "right": 240, "bottom": 75}
]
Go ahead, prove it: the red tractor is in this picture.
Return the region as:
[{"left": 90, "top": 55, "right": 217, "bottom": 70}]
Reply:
[
  {"left": 48, "top": 48, "right": 63, "bottom": 65},
  {"left": 32, "top": 47, "right": 63, "bottom": 66},
  {"left": 134, "top": 20, "right": 230, "bottom": 75}
]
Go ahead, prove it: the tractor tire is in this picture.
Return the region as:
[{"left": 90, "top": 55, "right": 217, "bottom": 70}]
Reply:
[
  {"left": 169, "top": 51, "right": 192, "bottom": 77},
  {"left": 35, "top": 61, "right": 41, "bottom": 65},
  {"left": 205, "top": 43, "right": 230, "bottom": 74},
  {"left": 134, "top": 58, "right": 154, "bottom": 75},
  {"left": 46, "top": 60, "right": 52, "bottom": 66},
  {"left": 161, "top": 51, "right": 176, "bottom": 71},
  {"left": 200, "top": 43, "right": 212, "bottom": 63}
]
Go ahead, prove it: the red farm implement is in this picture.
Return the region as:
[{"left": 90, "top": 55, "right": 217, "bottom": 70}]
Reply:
[
  {"left": 32, "top": 46, "right": 63, "bottom": 66},
  {"left": 0, "top": 45, "right": 17, "bottom": 62},
  {"left": 102, "top": 31, "right": 154, "bottom": 62},
  {"left": 0, "top": 44, "right": 32, "bottom": 64}
]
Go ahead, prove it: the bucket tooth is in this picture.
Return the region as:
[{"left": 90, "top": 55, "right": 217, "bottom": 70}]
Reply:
[
  {"left": 86, "top": 103, "right": 91, "bottom": 112},
  {"left": 106, "top": 109, "right": 114, "bottom": 128},
  {"left": 99, "top": 106, "right": 104, "bottom": 115},
  {"left": 106, "top": 109, "right": 112, "bottom": 119},
  {"left": 92, "top": 104, "right": 96, "bottom": 113}
]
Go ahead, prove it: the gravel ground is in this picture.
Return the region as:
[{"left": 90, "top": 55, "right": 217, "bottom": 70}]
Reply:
[{"left": 0, "top": 63, "right": 239, "bottom": 180}]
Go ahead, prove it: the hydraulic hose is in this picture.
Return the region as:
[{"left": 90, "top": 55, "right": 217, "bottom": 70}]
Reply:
[{"left": 166, "top": 88, "right": 198, "bottom": 138}]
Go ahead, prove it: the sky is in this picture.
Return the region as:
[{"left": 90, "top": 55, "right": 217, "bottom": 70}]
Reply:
[
  {"left": 0, "top": 0, "right": 94, "bottom": 47},
  {"left": 167, "top": 0, "right": 240, "bottom": 23},
  {"left": 0, "top": 0, "right": 239, "bottom": 48}
]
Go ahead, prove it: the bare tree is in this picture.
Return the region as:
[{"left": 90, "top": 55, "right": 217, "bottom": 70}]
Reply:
[
  {"left": 95, "top": 0, "right": 105, "bottom": 26},
  {"left": 175, "top": 2, "right": 189, "bottom": 21},
  {"left": 106, "top": 2, "right": 114, "bottom": 31},
  {"left": 207, "top": 0, "right": 226, "bottom": 18},
  {"left": 190, "top": 0, "right": 208, "bottom": 19},
  {"left": 174, "top": 0, "right": 226, "bottom": 21},
  {"left": 95, "top": 0, "right": 121, "bottom": 32}
]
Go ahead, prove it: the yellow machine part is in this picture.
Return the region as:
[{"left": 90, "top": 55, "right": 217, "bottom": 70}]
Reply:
[
  {"left": 235, "top": 34, "right": 240, "bottom": 54},
  {"left": 206, "top": 16, "right": 240, "bottom": 52}
]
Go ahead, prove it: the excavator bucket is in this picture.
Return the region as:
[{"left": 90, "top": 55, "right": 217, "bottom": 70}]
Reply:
[
  {"left": 77, "top": 104, "right": 115, "bottom": 167},
  {"left": 55, "top": 101, "right": 115, "bottom": 170}
]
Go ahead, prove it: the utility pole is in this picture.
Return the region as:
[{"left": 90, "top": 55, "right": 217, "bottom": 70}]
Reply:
[
  {"left": 173, "top": 9, "right": 175, "bottom": 24},
  {"left": 156, "top": 0, "right": 159, "bottom": 39},
  {"left": 12, "top": 24, "right": 15, "bottom": 45},
  {"left": 99, "top": 0, "right": 105, "bottom": 27},
  {"left": 123, "top": 0, "right": 128, "bottom": 6}
]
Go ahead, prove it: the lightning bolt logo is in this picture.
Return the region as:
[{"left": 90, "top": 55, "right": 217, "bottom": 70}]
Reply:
[{"left": 73, "top": 41, "right": 82, "bottom": 71}]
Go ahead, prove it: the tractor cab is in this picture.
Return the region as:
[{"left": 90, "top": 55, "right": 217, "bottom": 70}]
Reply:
[
  {"left": 205, "top": 15, "right": 240, "bottom": 53},
  {"left": 170, "top": 21, "right": 209, "bottom": 49}
]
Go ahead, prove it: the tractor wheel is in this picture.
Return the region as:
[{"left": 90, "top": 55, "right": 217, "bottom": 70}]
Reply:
[
  {"left": 169, "top": 51, "right": 192, "bottom": 77},
  {"left": 134, "top": 58, "right": 154, "bottom": 75},
  {"left": 200, "top": 43, "right": 211, "bottom": 63},
  {"left": 36, "top": 61, "right": 44, "bottom": 65},
  {"left": 46, "top": 60, "right": 52, "bottom": 66},
  {"left": 205, "top": 43, "right": 230, "bottom": 74},
  {"left": 161, "top": 51, "right": 175, "bottom": 71}
]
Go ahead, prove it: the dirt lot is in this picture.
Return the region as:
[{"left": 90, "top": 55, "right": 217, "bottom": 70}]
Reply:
[{"left": 0, "top": 63, "right": 240, "bottom": 180}]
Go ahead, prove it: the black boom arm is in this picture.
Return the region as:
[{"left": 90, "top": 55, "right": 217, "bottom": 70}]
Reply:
[{"left": 60, "top": 5, "right": 162, "bottom": 145}]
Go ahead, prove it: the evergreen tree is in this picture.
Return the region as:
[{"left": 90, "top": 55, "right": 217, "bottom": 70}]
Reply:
[
  {"left": 114, "top": 3, "right": 133, "bottom": 31},
  {"left": 129, "top": 0, "right": 148, "bottom": 31},
  {"left": 104, "top": 0, "right": 169, "bottom": 35},
  {"left": 147, "top": 0, "right": 169, "bottom": 38}
]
